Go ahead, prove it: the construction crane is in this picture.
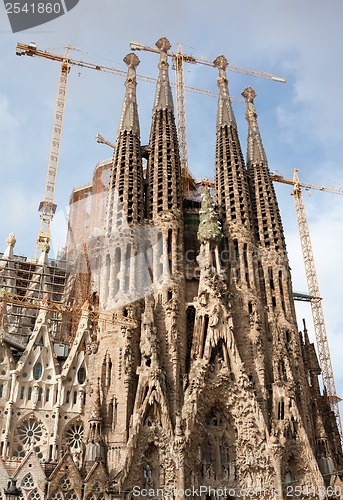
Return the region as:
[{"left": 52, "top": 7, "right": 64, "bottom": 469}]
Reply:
[
  {"left": 130, "top": 40, "right": 286, "bottom": 195},
  {"left": 271, "top": 168, "right": 343, "bottom": 441},
  {"left": 16, "top": 42, "right": 247, "bottom": 252}
]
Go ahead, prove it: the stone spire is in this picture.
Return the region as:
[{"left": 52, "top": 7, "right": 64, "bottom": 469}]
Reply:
[
  {"left": 241, "top": 86, "right": 267, "bottom": 165},
  {"left": 242, "top": 87, "right": 285, "bottom": 252},
  {"left": 119, "top": 53, "right": 141, "bottom": 135},
  {"left": 146, "top": 37, "right": 182, "bottom": 220},
  {"left": 152, "top": 37, "right": 174, "bottom": 111},
  {"left": 26, "top": 242, "right": 51, "bottom": 299},
  {"left": 213, "top": 56, "right": 252, "bottom": 234},
  {"left": 84, "top": 379, "right": 106, "bottom": 463},
  {"left": 213, "top": 55, "right": 237, "bottom": 129},
  {"left": 107, "top": 52, "right": 144, "bottom": 228},
  {"left": 0, "top": 234, "right": 17, "bottom": 292}
]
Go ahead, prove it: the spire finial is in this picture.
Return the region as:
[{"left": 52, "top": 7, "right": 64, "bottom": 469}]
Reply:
[
  {"left": 153, "top": 37, "right": 174, "bottom": 111},
  {"left": 118, "top": 52, "right": 140, "bottom": 134},
  {"left": 3, "top": 233, "right": 16, "bottom": 260},
  {"left": 123, "top": 52, "right": 140, "bottom": 87},
  {"left": 242, "top": 86, "right": 258, "bottom": 123},
  {"left": 213, "top": 55, "right": 229, "bottom": 92},
  {"left": 6, "top": 233, "right": 16, "bottom": 249},
  {"left": 213, "top": 54, "right": 228, "bottom": 71},
  {"left": 213, "top": 55, "right": 236, "bottom": 128},
  {"left": 156, "top": 37, "right": 171, "bottom": 53},
  {"left": 242, "top": 86, "right": 267, "bottom": 165},
  {"left": 123, "top": 52, "right": 140, "bottom": 69},
  {"left": 242, "top": 86, "right": 256, "bottom": 103}
]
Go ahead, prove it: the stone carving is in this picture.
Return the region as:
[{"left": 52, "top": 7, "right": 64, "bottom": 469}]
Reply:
[
  {"left": 6, "top": 233, "right": 16, "bottom": 248},
  {"left": 144, "top": 463, "right": 154, "bottom": 487}
]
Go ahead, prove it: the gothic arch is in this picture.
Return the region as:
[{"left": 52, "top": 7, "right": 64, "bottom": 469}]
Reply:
[
  {"left": 85, "top": 482, "right": 104, "bottom": 500},
  {"left": 201, "top": 407, "right": 237, "bottom": 483},
  {"left": 281, "top": 447, "right": 305, "bottom": 495},
  {"left": 187, "top": 404, "right": 237, "bottom": 488},
  {"left": 61, "top": 417, "right": 85, "bottom": 454}
]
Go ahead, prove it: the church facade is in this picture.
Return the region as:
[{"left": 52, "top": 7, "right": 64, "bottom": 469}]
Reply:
[{"left": 0, "top": 37, "right": 342, "bottom": 499}]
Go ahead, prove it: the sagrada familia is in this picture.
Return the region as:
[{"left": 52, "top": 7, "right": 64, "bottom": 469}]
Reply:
[{"left": 0, "top": 37, "right": 342, "bottom": 499}]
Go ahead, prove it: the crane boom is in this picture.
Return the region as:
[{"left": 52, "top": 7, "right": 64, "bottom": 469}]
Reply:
[
  {"left": 270, "top": 172, "right": 343, "bottom": 195},
  {"left": 130, "top": 39, "right": 286, "bottom": 196},
  {"left": 17, "top": 41, "right": 242, "bottom": 252},
  {"left": 273, "top": 168, "right": 343, "bottom": 442},
  {"left": 130, "top": 41, "right": 287, "bottom": 82}
]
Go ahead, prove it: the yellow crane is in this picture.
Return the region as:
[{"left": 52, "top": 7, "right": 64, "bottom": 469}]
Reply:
[
  {"left": 130, "top": 40, "right": 286, "bottom": 195},
  {"left": 16, "top": 42, "right": 248, "bottom": 251},
  {"left": 271, "top": 168, "right": 343, "bottom": 442}
]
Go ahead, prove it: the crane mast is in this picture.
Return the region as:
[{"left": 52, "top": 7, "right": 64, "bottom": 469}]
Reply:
[
  {"left": 16, "top": 41, "right": 243, "bottom": 245},
  {"left": 273, "top": 168, "right": 343, "bottom": 442},
  {"left": 174, "top": 44, "right": 189, "bottom": 172},
  {"left": 36, "top": 47, "right": 70, "bottom": 255}
]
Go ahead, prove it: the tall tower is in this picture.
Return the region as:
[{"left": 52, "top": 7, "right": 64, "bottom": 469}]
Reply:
[
  {"left": 0, "top": 37, "right": 342, "bottom": 499},
  {"left": 99, "top": 52, "right": 145, "bottom": 310},
  {"left": 144, "top": 37, "right": 186, "bottom": 420}
]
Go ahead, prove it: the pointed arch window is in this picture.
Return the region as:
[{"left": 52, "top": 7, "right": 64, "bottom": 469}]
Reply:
[
  {"left": 77, "top": 366, "right": 86, "bottom": 385},
  {"left": 33, "top": 362, "right": 42, "bottom": 380},
  {"left": 28, "top": 488, "right": 41, "bottom": 500},
  {"left": 65, "top": 492, "right": 78, "bottom": 500},
  {"left": 60, "top": 476, "right": 72, "bottom": 491},
  {"left": 21, "top": 473, "right": 34, "bottom": 489},
  {"left": 50, "top": 492, "right": 63, "bottom": 500}
]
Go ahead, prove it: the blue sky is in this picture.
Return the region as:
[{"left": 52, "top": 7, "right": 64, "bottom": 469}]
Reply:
[{"left": 1, "top": 1, "right": 343, "bottom": 417}]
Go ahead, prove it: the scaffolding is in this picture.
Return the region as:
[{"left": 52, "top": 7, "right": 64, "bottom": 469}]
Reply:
[{"left": 0, "top": 253, "right": 67, "bottom": 347}]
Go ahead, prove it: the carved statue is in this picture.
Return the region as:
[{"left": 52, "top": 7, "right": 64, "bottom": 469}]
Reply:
[{"left": 144, "top": 463, "right": 154, "bottom": 487}]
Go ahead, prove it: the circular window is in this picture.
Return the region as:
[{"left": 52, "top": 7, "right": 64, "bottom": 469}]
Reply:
[
  {"left": 18, "top": 418, "right": 43, "bottom": 445},
  {"left": 65, "top": 422, "right": 84, "bottom": 450}
]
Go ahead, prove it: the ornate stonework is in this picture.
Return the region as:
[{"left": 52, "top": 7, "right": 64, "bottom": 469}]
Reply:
[{"left": 0, "top": 37, "right": 342, "bottom": 500}]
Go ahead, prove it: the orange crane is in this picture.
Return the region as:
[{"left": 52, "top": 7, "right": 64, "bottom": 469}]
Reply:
[
  {"left": 271, "top": 168, "right": 343, "bottom": 442},
  {"left": 130, "top": 40, "right": 286, "bottom": 195}
]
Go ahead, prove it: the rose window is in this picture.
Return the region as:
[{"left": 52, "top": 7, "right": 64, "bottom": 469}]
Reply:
[
  {"left": 13, "top": 418, "right": 46, "bottom": 459},
  {"left": 18, "top": 419, "right": 43, "bottom": 446},
  {"left": 65, "top": 422, "right": 84, "bottom": 449}
]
